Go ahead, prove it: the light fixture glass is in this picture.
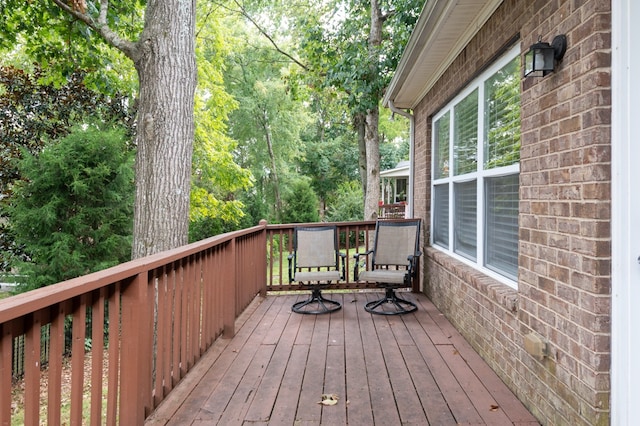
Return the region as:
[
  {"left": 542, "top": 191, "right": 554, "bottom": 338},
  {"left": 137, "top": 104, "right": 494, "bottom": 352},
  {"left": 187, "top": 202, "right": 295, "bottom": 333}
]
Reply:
[{"left": 524, "top": 35, "right": 567, "bottom": 77}]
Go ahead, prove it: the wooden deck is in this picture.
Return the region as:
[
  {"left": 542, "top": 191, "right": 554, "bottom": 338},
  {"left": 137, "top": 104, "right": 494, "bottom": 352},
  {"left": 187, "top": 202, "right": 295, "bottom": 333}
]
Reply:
[{"left": 146, "top": 292, "right": 539, "bottom": 425}]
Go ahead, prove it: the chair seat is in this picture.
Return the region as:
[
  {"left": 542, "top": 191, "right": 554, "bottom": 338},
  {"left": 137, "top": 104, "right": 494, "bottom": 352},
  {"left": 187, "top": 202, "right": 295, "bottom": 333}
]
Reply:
[
  {"left": 358, "top": 269, "right": 407, "bottom": 284},
  {"left": 294, "top": 270, "right": 341, "bottom": 283}
]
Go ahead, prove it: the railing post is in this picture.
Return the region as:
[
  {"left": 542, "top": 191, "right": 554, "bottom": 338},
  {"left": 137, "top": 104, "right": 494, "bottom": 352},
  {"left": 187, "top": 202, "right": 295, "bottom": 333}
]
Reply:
[
  {"left": 0, "top": 322, "right": 13, "bottom": 426},
  {"left": 223, "top": 238, "right": 236, "bottom": 338},
  {"left": 259, "top": 219, "right": 268, "bottom": 297},
  {"left": 119, "top": 272, "right": 153, "bottom": 423}
]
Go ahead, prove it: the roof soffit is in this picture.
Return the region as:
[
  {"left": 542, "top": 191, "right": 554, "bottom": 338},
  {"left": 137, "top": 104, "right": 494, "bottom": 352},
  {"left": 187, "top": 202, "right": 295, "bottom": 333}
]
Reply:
[{"left": 384, "top": 0, "right": 504, "bottom": 110}]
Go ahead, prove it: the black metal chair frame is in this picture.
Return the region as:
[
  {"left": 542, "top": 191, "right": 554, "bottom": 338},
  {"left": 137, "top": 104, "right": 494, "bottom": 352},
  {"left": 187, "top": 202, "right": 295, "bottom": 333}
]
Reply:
[
  {"left": 354, "top": 219, "right": 421, "bottom": 315},
  {"left": 288, "top": 225, "right": 345, "bottom": 314}
]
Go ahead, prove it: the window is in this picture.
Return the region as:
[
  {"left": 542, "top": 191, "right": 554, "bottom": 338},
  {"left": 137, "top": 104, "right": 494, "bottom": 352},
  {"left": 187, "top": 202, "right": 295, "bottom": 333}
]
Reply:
[
  {"left": 396, "top": 178, "right": 407, "bottom": 202},
  {"left": 431, "top": 45, "right": 520, "bottom": 285}
]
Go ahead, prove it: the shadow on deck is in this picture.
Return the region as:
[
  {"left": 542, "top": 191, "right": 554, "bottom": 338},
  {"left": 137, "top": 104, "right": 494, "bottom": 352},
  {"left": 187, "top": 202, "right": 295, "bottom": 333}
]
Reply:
[{"left": 146, "top": 292, "right": 539, "bottom": 426}]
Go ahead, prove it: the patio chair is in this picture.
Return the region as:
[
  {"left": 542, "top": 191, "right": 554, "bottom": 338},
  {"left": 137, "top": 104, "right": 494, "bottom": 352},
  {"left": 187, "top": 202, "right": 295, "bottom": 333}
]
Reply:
[
  {"left": 354, "top": 219, "right": 421, "bottom": 315},
  {"left": 288, "top": 225, "right": 345, "bottom": 314}
]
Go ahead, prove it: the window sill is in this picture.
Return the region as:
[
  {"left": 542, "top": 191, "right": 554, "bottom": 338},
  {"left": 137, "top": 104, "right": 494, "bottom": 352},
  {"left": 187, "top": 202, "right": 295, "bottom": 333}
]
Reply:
[{"left": 425, "top": 247, "right": 519, "bottom": 313}]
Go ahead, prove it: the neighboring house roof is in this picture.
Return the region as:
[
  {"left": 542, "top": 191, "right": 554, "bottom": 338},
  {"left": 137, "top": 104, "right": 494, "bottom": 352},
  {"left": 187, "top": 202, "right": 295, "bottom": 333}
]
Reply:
[
  {"left": 380, "top": 161, "right": 410, "bottom": 178},
  {"left": 383, "top": 0, "right": 503, "bottom": 110}
]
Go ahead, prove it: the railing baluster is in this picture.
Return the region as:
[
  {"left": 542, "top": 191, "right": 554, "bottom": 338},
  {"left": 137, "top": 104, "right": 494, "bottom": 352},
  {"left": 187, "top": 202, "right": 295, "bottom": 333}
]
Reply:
[
  {"left": 170, "top": 263, "right": 179, "bottom": 388},
  {"left": 0, "top": 321, "right": 13, "bottom": 424},
  {"left": 24, "top": 312, "right": 41, "bottom": 425},
  {"left": 155, "top": 267, "right": 168, "bottom": 405},
  {"left": 91, "top": 288, "right": 106, "bottom": 425},
  {"left": 106, "top": 282, "right": 120, "bottom": 426},
  {"left": 70, "top": 295, "right": 87, "bottom": 425}
]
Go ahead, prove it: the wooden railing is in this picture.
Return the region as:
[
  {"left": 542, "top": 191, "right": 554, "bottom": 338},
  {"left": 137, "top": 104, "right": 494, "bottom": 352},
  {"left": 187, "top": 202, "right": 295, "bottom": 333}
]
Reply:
[
  {"left": 0, "top": 219, "right": 418, "bottom": 425},
  {"left": 378, "top": 203, "right": 406, "bottom": 219},
  {"left": 0, "top": 224, "right": 267, "bottom": 425}
]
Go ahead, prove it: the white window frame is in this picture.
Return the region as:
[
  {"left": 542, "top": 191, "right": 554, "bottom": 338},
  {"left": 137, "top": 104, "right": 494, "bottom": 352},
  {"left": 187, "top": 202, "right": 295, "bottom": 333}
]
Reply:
[{"left": 431, "top": 44, "right": 520, "bottom": 288}]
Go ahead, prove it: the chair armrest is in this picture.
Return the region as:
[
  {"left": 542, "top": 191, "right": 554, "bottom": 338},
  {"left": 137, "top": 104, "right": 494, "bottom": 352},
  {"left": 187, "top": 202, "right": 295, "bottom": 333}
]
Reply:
[
  {"left": 405, "top": 251, "right": 422, "bottom": 284},
  {"left": 288, "top": 253, "right": 294, "bottom": 283},
  {"left": 353, "top": 250, "right": 373, "bottom": 281},
  {"left": 406, "top": 250, "right": 422, "bottom": 262}
]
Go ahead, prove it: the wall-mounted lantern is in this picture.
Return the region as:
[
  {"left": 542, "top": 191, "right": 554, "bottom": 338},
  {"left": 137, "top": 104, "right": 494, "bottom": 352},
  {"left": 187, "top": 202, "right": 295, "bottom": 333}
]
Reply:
[{"left": 524, "top": 35, "right": 567, "bottom": 77}]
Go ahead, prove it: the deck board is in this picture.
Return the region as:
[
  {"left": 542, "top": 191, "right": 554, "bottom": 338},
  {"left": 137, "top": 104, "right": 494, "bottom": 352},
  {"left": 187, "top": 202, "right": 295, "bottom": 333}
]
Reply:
[{"left": 147, "top": 292, "right": 540, "bottom": 426}]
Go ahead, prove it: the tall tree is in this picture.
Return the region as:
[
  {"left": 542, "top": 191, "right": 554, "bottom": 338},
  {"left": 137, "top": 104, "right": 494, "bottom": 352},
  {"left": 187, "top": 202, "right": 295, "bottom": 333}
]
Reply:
[
  {"left": 333, "top": 0, "right": 421, "bottom": 219},
  {"left": 363, "top": 0, "right": 383, "bottom": 220},
  {"left": 295, "top": 0, "right": 422, "bottom": 219},
  {"left": 2, "top": 0, "right": 197, "bottom": 258},
  {"left": 223, "top": 18, "right": 312, "bottom": 223}
]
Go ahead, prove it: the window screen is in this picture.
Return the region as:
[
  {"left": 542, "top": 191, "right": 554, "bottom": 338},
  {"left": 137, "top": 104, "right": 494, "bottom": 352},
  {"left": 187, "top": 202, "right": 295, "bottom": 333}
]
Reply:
[
  {"left": 454, "top": 89, "right": 478, "bottom": 175},
  {"left": 485, "top": 174, "right": 519, "bottom": 279},
  {"left": 484, "top": 57, "right": 521, "bottom": 169},
  {"left": 433, "top": 184, "right": 449, "bottom": 248},
  {"left": 454, "top": 180, "right": 477, "bottom": 260},
  {"left": 434, "top": 112, "right": 450, "bottom": 179}
]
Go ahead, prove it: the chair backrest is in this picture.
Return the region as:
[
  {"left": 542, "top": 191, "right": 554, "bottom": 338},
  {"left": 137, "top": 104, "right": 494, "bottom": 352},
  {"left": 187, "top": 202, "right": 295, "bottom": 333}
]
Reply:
[
  {"left": 371, "top": 220, "right": 421, "bottom": 266},
  {"left": 294, "top": 226, "right": 338, "bottom": 269}
]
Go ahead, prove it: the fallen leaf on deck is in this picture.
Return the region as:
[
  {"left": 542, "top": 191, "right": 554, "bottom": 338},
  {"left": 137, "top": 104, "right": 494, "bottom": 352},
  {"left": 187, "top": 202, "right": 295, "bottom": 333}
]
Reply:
[
  {"left": 490, "top": 404, "right": 500, "bottom": 411},
  {"left": 318, "top": 394, "right": 339, "bottom": 406}
]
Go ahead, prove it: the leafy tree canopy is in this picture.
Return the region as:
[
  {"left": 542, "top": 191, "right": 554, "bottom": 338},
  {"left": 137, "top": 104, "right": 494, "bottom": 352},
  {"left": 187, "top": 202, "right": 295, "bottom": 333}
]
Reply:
[
  {"left": 0, "top": 65, "right": 134, "bottom": 272},
  {"left": 0, "top": 0, "right": 139, "bottom": 93},
  {"left": 4, "top": 124, "right": 135, "bottom": 291},
  {"left": 281, "top": 179, "right": 320, "bottom": 224},
  {"left": 190, "top": 6, "right": 253, "bottom": 239},
  {"left": 0, "top": 65, "right": 134, "bottom": 199}
]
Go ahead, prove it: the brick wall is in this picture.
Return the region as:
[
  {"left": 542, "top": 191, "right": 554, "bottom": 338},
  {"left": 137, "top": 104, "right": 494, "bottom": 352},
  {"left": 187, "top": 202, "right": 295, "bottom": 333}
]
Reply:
[{"left": 413, "top": 1, "right": 612, "bottom": 425}]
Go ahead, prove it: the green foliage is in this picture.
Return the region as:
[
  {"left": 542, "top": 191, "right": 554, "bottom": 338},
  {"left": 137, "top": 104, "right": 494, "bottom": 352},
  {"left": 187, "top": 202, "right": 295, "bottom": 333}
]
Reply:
[
  {"left": 0, "top": 65, "right": 134, "bottom": 271},
  {"left": 189, "top": 8, "right": 253, "bottom": 240},
  {"left": 325, "top": 180, "right": 363, "bottom": 222},
  {"left": 379, "top": 104, "right": 410, "bottom": 169},
  {"left": 0, "top": 65, "right": 134, "bottom": 200},
  {"left": 0, "top": 1, "right": 140, "bottom": 92},
  {"left": 281, "top": 179, "right": 320, "bottom": 224},
  {"left": 4, "top": 125, "right": 135, "bottom": 292},
  {"left": 189, "top": 216, "right": 238, "bottom": 242},
  {"left": 484, "top": 56, "right": 521, "bottom": 169},
  {"left": 380, "top": 138, "right": 410, "bottom": 172},
  {"left": 236, "top": 188, "right": 270, "bottom": 229},
  {"left": 223, "top": 19, "right": 314, "bottom": 222},
  {"left": 298, "top": 128, "right": 360, "bottom": 205},
  {"left": 296, "top": 0, "right": 423, "bottom": 114}
]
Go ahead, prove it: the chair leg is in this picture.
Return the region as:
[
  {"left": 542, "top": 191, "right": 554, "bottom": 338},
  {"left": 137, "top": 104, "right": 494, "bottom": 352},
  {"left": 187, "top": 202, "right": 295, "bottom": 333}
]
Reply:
[
  {"left": 364, "top": 287, "right": 417, "bottom": 315},
  {"left": 292, "top": 288, "right": 341, "bottom": 315}
]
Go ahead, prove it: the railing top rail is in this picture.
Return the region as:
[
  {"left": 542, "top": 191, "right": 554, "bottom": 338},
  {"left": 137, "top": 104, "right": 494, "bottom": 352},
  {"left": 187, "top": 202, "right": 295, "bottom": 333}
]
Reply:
[
  {"left": 0, "top": 223, "right": 267, "bottom": 324},
  {"left": 265, "top": 220, "right": 375, "bottom": 231}
]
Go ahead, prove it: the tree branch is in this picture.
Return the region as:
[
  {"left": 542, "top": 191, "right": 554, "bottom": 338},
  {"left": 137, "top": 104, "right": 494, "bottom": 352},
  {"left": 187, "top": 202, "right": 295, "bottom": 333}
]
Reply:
[
  {"left": 50, "top": 0, "right": 138, "bottom": 60},
  {"left": 230, "top": 0, "right": 309, "bottom": 71}
]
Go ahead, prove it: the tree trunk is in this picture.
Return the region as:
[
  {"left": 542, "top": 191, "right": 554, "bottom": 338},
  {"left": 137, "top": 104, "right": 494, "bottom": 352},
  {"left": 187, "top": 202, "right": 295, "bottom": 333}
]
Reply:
[
  {"left": 130, "top": 0, "right": 197, "bottom": 258},
  {"left": 262, "top": 110, "right": 282, "bottom": 220},
  {"left": 363, "top": 0, "right": 383, "bottom": 221},
  {"left": 354, "top": 112, "right": 367, "bottom": 199},
  {"left": 364, "top": 107, "right": 380, "bottom": 220}
]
